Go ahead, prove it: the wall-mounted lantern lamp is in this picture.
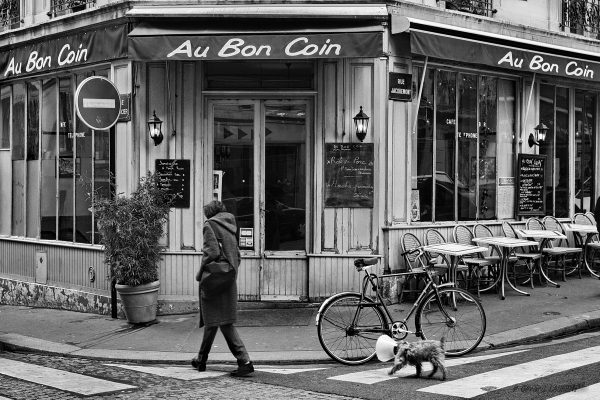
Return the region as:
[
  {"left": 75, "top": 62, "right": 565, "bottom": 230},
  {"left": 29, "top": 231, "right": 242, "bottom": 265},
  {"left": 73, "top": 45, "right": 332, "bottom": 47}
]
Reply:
[
  {"left": 148, "top": 110, "right": 164, "bottom": 146},
  {"left": 353, "top": 106, "right": 370, "bottom": 142},
  {"left": 528, "top": 122, "right": 548, "bottom": 147}
]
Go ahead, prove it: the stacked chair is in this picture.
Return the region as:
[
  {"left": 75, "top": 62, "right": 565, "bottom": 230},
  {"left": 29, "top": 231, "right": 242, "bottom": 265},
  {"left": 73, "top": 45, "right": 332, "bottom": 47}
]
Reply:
[
  {"left": 453, "top": 224, "right": 500, "bottom": 297},
  {"left": 527, "top": 217, "right": 582, "bottom": 281},
  {"left": 400, "top": 233, "right": 448, "bottom": 302},
  {"left": 501, "top": 221, "right": 542, "bottom": 288},
  {"left": 425, "top": 228, "right": 468, "bottom": 288}
]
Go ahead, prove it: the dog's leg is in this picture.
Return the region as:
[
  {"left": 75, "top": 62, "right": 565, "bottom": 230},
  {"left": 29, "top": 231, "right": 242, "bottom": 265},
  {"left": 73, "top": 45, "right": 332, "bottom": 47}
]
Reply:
[
  {"left": 388, "top": 364, "right": 399, "bottom": 375},
  {"left": 414, "top": 362, "right": 422, "bottom": 378},
  {"left": 428, "top": 363, "right": 438, "bottom": 379}
]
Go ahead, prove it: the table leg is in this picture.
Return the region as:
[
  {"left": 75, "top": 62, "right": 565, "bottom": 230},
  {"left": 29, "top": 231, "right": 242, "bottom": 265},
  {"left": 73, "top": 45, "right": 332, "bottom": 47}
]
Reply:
[{"left": 502, "top": 248, "right": 530, "bottom": 298}]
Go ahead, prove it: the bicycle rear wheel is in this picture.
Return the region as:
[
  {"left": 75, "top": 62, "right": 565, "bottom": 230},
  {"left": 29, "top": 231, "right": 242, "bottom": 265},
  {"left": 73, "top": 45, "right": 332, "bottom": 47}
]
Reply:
[
  {"left": 415, "top": 287, "right": 486, "bottom": 357},
  {"left": 317, "top": 293, "right": 388, "bottom": 365}
]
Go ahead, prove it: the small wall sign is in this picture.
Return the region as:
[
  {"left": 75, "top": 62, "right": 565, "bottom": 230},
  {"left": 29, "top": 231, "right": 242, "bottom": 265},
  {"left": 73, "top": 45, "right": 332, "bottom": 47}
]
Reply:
[
  {"left": 239, "top": 228, "right": 254, "bottom": 248},
  {"left": 389, "top": 72, "right": 412, "bottom": 101},
  {"left": 118, "top": 93, "right": 131, "bottom": 122}
]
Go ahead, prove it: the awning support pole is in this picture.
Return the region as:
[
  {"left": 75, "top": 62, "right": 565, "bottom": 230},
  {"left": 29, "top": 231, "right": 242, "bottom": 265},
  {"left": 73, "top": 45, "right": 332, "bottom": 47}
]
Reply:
[
  {"left": 412, "top": 56, "right": 428, "bottom": 137},
  {"left": 522, "top": 73, "right": 536, "bottom": 151}
]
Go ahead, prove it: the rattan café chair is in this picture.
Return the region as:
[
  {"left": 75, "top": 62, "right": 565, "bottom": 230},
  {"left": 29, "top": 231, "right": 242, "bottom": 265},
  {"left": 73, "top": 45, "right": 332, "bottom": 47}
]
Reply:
[
  {"left": 453, "top": 224, "right": 500, "bottom": 297},
  {"left": 502, "top": 221, "right": 542, "bottom": 288}
]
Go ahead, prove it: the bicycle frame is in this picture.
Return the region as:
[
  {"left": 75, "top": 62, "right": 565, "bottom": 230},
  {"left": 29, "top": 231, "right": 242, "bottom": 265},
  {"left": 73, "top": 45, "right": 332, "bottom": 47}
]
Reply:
[{"left": 349, "top": 265, "right": 456, "bottom": 338}]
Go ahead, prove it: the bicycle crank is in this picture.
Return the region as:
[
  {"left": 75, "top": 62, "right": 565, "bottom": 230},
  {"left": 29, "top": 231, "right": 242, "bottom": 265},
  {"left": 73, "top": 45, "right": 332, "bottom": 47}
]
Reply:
[{"left": 391, "top": 321, "right": 410, "bottom": 340}]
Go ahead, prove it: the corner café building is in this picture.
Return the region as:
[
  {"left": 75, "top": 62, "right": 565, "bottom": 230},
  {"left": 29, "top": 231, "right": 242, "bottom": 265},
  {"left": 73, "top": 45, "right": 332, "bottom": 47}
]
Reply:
[{"left": 1, "top": 3, "right": 600, "bottom": 314}]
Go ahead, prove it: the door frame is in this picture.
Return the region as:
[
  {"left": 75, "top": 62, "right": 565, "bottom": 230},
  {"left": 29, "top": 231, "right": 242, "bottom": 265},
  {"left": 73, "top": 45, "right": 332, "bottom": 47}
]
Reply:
[{"left": 205, "top": 97, "right": 314, "bottom": 299}]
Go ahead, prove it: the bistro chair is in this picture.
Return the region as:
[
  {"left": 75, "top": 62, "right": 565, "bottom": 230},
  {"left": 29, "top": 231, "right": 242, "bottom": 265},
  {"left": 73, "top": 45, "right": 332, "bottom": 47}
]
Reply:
[
  {"left": 501, "top": 221, "right": 542, "bottom": 288},
  {"left": 452, "top": 224, "right": 500, "bottom": 297},
  {"left": 584, "top": 212, "right": 597, "bottom": 226},
  {"left": 573, "top": 213, "right": 593, "bottom": 226},
  {"left": 400, "top": 233, "right": 445, "bottom": 302},
  {"left": 424, "top": 228, "right": 466, "bottom": 286},
  {"left": 542, "top": 216, "right": 583, "bottom": 280}
]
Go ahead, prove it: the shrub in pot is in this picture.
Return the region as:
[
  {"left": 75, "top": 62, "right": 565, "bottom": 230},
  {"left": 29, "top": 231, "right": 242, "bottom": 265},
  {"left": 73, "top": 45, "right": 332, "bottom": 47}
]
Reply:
[{"left": 95, "top": 172, "right": 172, "bottom": 324}]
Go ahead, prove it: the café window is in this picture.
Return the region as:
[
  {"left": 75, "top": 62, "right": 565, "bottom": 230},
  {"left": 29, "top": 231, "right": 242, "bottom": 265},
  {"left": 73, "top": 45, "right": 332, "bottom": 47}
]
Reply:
[
  {"left": 412, "top": 67, "right": 516, "bottom": 222},
  {"left": 0, "top": 68, "right": 114, "bottom": 244}
]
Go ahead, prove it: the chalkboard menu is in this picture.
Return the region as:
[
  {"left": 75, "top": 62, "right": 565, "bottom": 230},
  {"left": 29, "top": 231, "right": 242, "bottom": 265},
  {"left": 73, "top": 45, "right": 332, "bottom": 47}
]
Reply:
[
  {"left": 324, "top": 143, "right": 374, "bottom": 208},
  {"left": 516, "top": 154, "right": 546, "bottom": 216},
  {"left": 155, "top": 159, "right": 191, "bottom": 208}
]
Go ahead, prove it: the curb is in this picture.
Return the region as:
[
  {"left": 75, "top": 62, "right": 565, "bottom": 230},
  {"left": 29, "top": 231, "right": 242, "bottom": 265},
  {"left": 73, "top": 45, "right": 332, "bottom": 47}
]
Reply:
[
  {"left": 4, "top": 312, "right": 600, "bottom": 364},
  {"left": 481, "top": 311, "right": 600, "bottom": 350}
]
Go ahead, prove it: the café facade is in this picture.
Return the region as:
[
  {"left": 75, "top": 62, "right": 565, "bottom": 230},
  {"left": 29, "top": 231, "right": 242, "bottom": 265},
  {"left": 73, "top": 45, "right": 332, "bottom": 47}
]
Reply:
[{"left": 0, "top": 2, "right": 599, "bottom": 314}]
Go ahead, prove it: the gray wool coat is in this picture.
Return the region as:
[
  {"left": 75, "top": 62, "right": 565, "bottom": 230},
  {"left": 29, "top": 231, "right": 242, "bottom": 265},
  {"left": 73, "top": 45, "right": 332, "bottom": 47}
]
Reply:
[{"left": 197, "top": 211, "right": 240, "bottom": 328}]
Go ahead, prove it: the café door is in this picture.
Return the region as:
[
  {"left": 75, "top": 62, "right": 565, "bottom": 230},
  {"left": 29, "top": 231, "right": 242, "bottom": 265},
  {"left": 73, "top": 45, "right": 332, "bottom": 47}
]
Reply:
[{"left": 207, "top": 99, "right": 311, "bottom": 299}]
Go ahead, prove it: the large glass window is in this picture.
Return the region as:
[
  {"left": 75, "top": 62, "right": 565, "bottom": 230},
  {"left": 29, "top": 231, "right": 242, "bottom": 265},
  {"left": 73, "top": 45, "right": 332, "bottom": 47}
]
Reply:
[
  {"left": 11, "top": 83, "right": 25, "bottom": 236},
  {"left": 26, "top": 83, "right": 40, "bottom": 238},
  {"left": 575, "top": 91, "right": 595, "bottom": 213},
  {"left": 7, "top": 69, "right": 114, "bottom": 243},
  {"left": 539, "top": 84, "right": 570, "bottom": 218},
  {"left": 413, "top": 67, "right": 515, "bottom": 222}
]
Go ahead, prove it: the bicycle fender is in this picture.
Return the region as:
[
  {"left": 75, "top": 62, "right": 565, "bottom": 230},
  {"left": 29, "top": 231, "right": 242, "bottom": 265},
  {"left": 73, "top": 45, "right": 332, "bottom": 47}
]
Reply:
[
  {"left": 436, "top": 282, "right": 456, "bottom": 289},
  {"left": 315, "top": 292, "right": 361, "bottom": 326}
]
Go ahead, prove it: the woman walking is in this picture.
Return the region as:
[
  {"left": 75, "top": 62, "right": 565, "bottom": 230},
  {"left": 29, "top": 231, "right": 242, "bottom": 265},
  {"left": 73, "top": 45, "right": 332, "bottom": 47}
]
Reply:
[{"left": 193, "top": 200, "right": 254, "bottom": 377}]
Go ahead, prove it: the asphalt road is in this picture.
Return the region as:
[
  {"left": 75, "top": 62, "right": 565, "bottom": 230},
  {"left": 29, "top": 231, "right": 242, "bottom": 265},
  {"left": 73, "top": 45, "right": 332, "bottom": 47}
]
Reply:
[{"left": 1, "top": 331, "right": 600, "bottom": 399}]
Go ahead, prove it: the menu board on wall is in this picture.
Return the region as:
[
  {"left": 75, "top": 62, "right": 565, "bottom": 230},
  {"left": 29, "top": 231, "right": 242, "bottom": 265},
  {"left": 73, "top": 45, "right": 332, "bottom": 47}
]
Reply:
[
  {"left": 516, "top": 154, "right": 546, "bottom": 216},
  {"left": 155, "top": 159, "right": 191, "bottom": 208},
  {"left": 324, "top": 143, "right": 374, "bottom": 208}
]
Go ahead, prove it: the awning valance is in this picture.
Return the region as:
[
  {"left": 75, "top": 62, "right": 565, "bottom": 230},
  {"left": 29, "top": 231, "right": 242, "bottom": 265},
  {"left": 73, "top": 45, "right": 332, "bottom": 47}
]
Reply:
[
  {"left": 0, "top": 24, "right": 128, "bottom": 82},
  {"left": 129, "top": 22, "right": 385, "bottom": 61},
  {"left": 393, "top": 16, "right": 600, "bottom": 83}
]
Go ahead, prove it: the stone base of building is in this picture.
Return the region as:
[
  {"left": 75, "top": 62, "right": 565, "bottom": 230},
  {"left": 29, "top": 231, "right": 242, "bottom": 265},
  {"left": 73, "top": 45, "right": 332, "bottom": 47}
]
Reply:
[{"left": 0, "top": 278, "right": 203, "bottom": 317}]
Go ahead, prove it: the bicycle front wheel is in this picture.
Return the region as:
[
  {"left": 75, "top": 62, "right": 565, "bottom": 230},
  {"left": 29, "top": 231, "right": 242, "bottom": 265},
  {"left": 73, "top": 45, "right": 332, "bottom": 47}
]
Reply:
[
  {"left": 584, "top": 241, "right": 600, "bottom": 278},
  {"left": 317, "top": 293, "right": 388, "bottom": 365},
  {"left": 415, "top": 287, "right": 486, "bottom": 357}
]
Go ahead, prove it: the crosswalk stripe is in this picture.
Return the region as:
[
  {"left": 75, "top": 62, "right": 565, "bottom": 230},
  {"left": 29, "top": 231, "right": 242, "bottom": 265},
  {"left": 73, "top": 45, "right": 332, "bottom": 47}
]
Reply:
[
  {"left": 107, "top": 364, "right": 227, "bottom": 380},
  {"left": 419, "top": 345, "right": 600, "bottom": 398},
  {"left": 545, "top": 382, "right": 600, "bottom": 400},
  {"left": 0, "top": 358, "right": 136, "bottom": 396},
  {"left": 256, "top": 367, "right": 329, "bottom": 374},
  {"left": 328, "top": 349, "right": 528, "bottom": 384},
  {"left": 0, "top": 396, "right": 12, "bottom": 400}
]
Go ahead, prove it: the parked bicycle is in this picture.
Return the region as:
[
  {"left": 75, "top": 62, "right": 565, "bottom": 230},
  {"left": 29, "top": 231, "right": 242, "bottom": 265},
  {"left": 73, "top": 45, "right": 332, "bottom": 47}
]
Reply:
[{"left": 316, "top": 248, "right": 487, "bottom": 365}]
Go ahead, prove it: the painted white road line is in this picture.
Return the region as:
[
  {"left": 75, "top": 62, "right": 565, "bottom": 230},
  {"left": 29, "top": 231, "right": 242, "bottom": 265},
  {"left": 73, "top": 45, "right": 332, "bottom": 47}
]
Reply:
[
  {"left": 419, "top": 345, "right": 600, "bottom": 398},
  {"left": 107, "top": 364, "right": 227, "bottom": 380},
  {"left": 0, "top": 358, "right": 135, "bottom": 396},
  {"left": 328, "top": 349, "right": 528, "bottom": 385},
  {"left": 256, "top": 367, "right": 329, "bottom": 374},
  {"left": 545, "top": 382, "right": 600, "bottom": 400}
]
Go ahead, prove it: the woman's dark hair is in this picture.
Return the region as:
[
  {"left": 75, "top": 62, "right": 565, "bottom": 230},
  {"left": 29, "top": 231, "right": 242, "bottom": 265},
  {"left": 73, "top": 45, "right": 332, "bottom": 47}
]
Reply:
[{"left": 204, "top": 200, "right": 227, "bottom": 219}]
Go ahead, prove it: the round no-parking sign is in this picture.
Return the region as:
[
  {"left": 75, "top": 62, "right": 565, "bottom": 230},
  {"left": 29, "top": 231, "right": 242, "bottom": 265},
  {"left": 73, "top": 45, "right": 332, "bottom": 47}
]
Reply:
[{"left": 75, "top": 76, "right": 121, "bottom": 130}]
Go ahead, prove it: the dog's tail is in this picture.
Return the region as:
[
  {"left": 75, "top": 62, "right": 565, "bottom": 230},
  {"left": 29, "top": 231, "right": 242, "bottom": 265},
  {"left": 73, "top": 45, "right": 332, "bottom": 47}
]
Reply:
[{"left": 440, "top": 337, "right": 445, "bottom": 350}]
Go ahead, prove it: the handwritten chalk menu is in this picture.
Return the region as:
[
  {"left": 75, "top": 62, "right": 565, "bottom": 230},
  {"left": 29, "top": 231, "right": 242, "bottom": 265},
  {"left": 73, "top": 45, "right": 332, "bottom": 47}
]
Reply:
[
  {"left": 516, "top": 154, "right": 546, "bottom": 216},
  {"left": 155, "top": 159, "right": 191, "bottom": 208},
  {"left": 324, "top": 143, "right": 374, "bottom": 208}
]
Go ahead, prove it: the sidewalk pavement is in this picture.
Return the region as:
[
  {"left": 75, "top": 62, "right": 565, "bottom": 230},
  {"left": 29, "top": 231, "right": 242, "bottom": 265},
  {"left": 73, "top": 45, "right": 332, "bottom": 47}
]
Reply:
[{"left": 1, "top": 276, "right": 600, "bottom": 365}]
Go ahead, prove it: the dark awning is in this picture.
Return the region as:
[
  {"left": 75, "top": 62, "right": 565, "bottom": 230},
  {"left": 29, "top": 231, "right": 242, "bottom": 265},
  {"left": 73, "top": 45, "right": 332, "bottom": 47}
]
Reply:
[
  {"left": 393, "top": 16, "right": 600, "bottom": 83},
  {"left": 0, "top": 24, "right": 128, "bottom": 82},
  {"left": 128, "top": 22, "right": 384, "bottom": 61}
]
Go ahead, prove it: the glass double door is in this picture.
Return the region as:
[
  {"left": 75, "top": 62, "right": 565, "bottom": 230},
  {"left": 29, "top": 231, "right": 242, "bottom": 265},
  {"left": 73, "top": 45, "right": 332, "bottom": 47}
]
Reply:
[{"left": 208, "top": 99, "right": 309, "bottom": 254}]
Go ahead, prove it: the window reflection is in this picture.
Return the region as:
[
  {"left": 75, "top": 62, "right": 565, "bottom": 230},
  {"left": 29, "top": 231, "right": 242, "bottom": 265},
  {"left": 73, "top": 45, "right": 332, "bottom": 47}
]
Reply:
[
  {"left": 265, "top": 104, "right": 306, "bottom": 251},
  {"left": 214, "top": 105, "right": 255, "bottom": 240}
]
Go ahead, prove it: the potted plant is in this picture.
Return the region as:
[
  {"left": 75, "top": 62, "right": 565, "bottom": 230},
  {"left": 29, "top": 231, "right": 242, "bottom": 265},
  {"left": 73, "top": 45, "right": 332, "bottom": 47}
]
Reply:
[{"left": 94, "top": 172, "right": 172, "bottom": 324}]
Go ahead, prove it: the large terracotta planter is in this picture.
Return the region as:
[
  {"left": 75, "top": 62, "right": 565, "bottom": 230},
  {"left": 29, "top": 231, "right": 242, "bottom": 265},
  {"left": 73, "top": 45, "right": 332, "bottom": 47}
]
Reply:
[{"left": 115, "top": 280, "right": 160, "bottom": 324}]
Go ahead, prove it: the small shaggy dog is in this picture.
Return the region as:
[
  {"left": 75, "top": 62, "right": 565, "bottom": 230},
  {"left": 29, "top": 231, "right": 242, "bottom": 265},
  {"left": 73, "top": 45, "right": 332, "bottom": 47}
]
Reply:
[{"left": 388, "top": 338, "right": 446, "bottom": 380}]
